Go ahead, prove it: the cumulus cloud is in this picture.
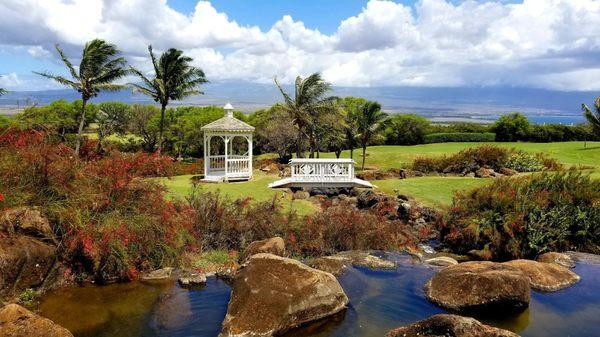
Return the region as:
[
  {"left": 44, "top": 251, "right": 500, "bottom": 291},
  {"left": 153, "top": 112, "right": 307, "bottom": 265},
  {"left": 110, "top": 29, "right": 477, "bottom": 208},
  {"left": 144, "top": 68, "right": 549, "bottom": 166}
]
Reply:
[{"left": 1, "top": 0, "right": 600, "bottom": 90}]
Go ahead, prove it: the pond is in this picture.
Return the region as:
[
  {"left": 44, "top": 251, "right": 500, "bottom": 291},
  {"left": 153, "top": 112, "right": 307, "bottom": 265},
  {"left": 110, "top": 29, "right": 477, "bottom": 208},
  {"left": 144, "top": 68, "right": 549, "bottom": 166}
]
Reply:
[{"left": 37, "top": 253, "right": 600, "bottom": 337}]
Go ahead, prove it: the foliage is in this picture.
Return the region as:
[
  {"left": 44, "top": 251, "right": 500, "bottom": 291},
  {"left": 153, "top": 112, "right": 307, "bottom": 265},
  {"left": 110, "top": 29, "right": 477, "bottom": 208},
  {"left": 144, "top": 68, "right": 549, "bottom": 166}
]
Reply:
[
  {"left": 582, "top": 97, "right": 600, "bottom": 137},
  {"left": 527, "top": 124, "right": 591, "bottom": 142},
  {"left": 337, "top": 97, "right": 365, "bottom": 159},
  {"left": 427, "top": 122, "right": 491, "bottom": 134},
  {"left": 15, "top": 100, "right": 96, "bottom": 137},
  {"left": 251, "top": 105, "right": 299, "bottom": 162},
  {"left": 0, "top": 128, "right": 196, "bottom": 282},
  {"left": 35, "top": 39, "right": 128, "bottom": 155},
  {"left": 424, "top": 132, "right": 496, "bottom": 144},
  {"left": 186, "top": 189, "right": 416, "bottom": 257},
  {"left": 274, "top": 73, "right": 336, "bottom": 157},
  {"left": 385, "top": 114, "right": 430, "bottom": 145},
  {"left": 356, "top": 101, "right": 388, "bottom": 169},
  {"left": 129, "top": 46, "right": 207, "bottom": 151},
  {"left": 412, "top": 145, "right": 509, "bottom": 173},
  {"left": 17, "top": 288, "right": 36, "bottom": 306},
  {"left": 440, "top": 171, "right": 600, "bottom": 260},
  {"left": 96, "top": 101, "right": 131, "bottom": 150},
  {"left": 504, "top": 151, "right": 546, "bottom": 172},
  {"left": 492, "top": 112, "right": 531, "bottom": 142}
]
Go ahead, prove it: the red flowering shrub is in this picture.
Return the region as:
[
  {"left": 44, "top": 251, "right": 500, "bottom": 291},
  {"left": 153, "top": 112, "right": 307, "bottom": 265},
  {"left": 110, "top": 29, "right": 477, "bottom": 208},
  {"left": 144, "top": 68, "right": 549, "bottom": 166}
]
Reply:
[
  {"left": 188, "top": 190, "right": 421, "bottom": 257},
  {"left": 439, "top": 170, "right": 600, "bottom": 260},
  {"left": 0, "top": 128, "right": 194, "bottom": 281}
]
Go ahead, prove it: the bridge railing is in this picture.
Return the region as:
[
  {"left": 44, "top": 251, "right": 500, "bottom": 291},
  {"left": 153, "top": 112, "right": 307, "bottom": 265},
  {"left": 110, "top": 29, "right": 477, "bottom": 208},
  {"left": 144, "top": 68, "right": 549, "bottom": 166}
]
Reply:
[{"left": 289, "top": 159, "right": 355, "bottom": 182}]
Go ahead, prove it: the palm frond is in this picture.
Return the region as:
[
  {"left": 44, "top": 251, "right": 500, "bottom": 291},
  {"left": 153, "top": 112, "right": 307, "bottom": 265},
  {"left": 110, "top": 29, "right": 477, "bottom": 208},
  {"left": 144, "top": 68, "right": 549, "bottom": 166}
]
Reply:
[
  {"left": 33, "top": 71, "right": 79, "bottom": 88},
  {"left": 54, "top": 44, "right": 79, "bottom": 80}
]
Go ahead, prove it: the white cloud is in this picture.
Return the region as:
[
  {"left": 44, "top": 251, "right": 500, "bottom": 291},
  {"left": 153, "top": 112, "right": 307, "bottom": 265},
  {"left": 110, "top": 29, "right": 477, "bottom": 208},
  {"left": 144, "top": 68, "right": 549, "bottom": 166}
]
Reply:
[
  {"left": 1, "top": 0, "right": 600, "bottom": 90},
  {"left": 0, "top": 73, "right": 21, "bottom": 87}
]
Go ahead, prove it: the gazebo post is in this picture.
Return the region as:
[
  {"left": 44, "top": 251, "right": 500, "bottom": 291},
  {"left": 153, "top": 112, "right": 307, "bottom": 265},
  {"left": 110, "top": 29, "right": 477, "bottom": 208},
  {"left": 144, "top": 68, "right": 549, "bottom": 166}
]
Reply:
[
  {"left": 248, "top": 135, "right": 253, "bottom": 173},
  {"left": 224, "top": 135, "right": 229, "bottom": 181}
]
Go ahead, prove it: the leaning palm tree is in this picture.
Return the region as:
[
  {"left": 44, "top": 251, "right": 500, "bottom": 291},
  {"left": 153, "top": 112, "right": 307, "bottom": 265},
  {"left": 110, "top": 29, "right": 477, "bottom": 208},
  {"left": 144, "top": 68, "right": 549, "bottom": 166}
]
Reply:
[
  {"left": 582, "top": 98, "right": 600, "bottom": 148},
  {"left": 129, "top": 46, "right": 207, "bottom": 151},
  {"left": 0, "top": 88, "right": 6, "bottom": 96},
  {"left": 356, "top": 101, "right": 387, "bottom": 170},
  {"left": 35, "top": 39, "right": 128, "bottom": 155},
  {"left": 275, "top": 73, "right": 335, "bottom": 158}
]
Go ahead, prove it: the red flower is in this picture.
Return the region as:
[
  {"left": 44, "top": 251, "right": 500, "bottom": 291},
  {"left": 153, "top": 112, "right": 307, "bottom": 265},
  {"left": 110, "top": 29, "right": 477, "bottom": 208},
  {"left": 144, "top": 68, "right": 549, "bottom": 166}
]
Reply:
[{"left": 0, "top": 193, "right": 4, "bottom": 202}]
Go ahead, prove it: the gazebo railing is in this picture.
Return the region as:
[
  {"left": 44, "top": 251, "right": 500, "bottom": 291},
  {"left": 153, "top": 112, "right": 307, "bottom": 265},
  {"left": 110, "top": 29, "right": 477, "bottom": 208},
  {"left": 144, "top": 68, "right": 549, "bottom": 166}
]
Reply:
[
  {"left": 206, "top": 155, "right": 250, "bottom": 175},
  {"left": 208, "top": 155, "right": 226, "bottom": 172}
]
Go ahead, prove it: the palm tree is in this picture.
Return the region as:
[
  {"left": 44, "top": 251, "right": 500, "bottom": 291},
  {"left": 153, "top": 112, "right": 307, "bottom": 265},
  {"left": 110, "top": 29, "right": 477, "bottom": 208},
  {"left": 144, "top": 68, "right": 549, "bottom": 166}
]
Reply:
[
  {"left": 356, "top": 101, "right": 387, "bottom": 170},
  {"left": 275, "top": 73, "right": 335, "bottom": 158},
  {"left": 35, "top": 39, "right": 127, "bottom": 155},
  {"left": 0, "top": 88, "right": 6, "bottom": 96},
  {"left": 582, "top": 98, "right": 600, "bottom": 148},
  {"left": 129, "top": 46, "right": 207, "bottom": 151}
]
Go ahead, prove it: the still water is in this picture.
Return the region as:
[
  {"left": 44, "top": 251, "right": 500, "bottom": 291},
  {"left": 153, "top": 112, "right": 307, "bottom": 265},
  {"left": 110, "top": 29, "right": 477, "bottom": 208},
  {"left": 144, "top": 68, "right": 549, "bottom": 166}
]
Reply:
[{"left": 38, "top": 254, "right": 600, "bottom": 337}]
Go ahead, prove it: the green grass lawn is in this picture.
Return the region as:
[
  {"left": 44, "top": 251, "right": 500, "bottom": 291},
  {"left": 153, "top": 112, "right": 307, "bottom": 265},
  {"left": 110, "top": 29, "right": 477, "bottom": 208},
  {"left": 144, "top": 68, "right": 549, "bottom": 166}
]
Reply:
[
  {"left": 162, "top": 142, "right": 600, "bottom": 212},
  {"left": 157, "top": 171, "right": 317, "bottom": 216},
  {"left": 319, "top": 142, "right": 600, "bottom": 170},
  {"left": 374, "top": 176, "right": 492, "bottom": 208}
]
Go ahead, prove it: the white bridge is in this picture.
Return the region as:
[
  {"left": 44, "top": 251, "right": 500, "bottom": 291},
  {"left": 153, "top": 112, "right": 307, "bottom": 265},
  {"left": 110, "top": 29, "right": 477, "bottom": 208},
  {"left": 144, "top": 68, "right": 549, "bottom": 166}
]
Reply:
[{"left": 268, "top": 159, "right": 373, "bottom": 189}]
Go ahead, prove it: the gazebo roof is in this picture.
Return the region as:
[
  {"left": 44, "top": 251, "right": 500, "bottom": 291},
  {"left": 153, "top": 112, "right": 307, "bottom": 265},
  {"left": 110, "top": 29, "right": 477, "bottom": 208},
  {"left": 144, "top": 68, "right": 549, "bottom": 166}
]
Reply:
[
  {"left": 202, "top": 103, "right": 254, "bottom": 132},
  {"left": 202, "top": 115, "right": 255, "bottom": 132}
]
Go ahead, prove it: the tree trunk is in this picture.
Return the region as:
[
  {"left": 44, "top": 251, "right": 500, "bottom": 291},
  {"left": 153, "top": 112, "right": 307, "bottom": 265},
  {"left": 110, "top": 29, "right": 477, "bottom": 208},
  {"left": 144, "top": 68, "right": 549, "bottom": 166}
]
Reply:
[
  {"left": 361, "top": 145, "right": 367, "bottom": 170},
  {"left": 350, "top": 147, "right": 354, "bottom": 160},
  {"left": 158, "top": 103, "right": 167, "bottom": 152},
  {"left": 296, "top": 127, "right": 303, "bottom": 158},
  {"left": 74, "top": 99, "right": 87, "bottom": 156}
]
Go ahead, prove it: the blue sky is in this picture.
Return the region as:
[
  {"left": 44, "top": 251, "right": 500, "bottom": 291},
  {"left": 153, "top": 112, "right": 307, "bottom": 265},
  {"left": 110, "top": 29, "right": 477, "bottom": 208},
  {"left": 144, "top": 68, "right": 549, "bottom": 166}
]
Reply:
[{"left": 0, "top": 0, "right": 599, "bottom": 91}]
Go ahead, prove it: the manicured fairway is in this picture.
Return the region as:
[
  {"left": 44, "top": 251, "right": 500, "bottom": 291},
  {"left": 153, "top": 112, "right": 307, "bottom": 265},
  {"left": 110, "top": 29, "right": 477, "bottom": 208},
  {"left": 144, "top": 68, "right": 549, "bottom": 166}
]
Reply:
[
  {"left": 319, "top": 142, "right": 600, "bottom": 170},
  {"left": 162, "top": 142, "right": 600, "bottom": 212}
]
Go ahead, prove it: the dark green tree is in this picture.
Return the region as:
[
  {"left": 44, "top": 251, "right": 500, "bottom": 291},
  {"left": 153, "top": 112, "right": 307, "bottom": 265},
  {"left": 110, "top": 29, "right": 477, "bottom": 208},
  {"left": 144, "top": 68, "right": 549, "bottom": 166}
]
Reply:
[
  {"left": 384, "top": 114, "right": 430, "bottom": 145},
  {"left": 356, "top": 101, "right": 387, "bottom": 170},
  {"left": 582, "top": 97, "right": 600, "bottom": 137},
  {"left": 35, "top": 39, "right": 128, "bottom": 155},
  {"left": 274, "top": 73, "right": 336, "bottom": 158},
  {"left": 492, "top": 112, "right": 531, "bottom": 142},
  {"left": 129, "top": 46, "right": 207, "bottom": 151}
]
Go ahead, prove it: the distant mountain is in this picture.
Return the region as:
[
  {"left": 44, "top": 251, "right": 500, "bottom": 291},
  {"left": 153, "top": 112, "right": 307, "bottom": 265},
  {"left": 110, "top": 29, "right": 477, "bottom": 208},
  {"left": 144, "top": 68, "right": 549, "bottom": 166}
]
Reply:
[{"left": 0, "top": 81, "right": 595, "bottom": 124}]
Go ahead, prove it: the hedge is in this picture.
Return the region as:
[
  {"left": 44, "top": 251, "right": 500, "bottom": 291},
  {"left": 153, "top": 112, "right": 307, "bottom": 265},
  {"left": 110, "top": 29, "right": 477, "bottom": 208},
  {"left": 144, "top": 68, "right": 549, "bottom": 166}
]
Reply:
[{"left": 424, "top": 132, "right": 496, "bottom": 144}]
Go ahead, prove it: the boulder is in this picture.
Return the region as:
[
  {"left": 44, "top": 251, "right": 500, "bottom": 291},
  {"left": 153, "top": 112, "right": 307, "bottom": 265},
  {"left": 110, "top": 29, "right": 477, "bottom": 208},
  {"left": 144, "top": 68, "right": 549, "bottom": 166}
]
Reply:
[
  {"left": 475, "top": 168, "right": 495, "bottom": 178},
  {"left": 503, "top": 259, "right": 580, "bottom": 291},
  {"left": 239, "top": 237, "right": 285, "bottom": 263},
  {"left": 309, "top": 256, "right": 351, "bottom": 276},
  {"left": 356, "top": 189, "right": 388, "bottom": 209},
  {"left": 0, "top": 235, "right": 58, "bottom": 300},
  {"left": 0, "top": 304, "right": 74, "bottom": 337},
  {"left": 335, "top": 251, "right": 396, "bottom": 270},
  {"left": 425, "top": 256, "right": 459, "bottom": 267},
  {"left": 499, "top": 167, "right": 518, "bottom": 176},
  {"left": 424, "top": 261, "right": 530, "bottom": 313},
  {"left": 260, "top": 163, "right": 280, "bottom": 174},
  {"left": 220, "top": 254, "right": 348, "bottom": 337},
  {"left": 178, "top": 269, "right": 206, "bottom": 287},
  {"left": 385, "top": 314, "right": 519, "bottom": 337},
  {"left": 1, "top": 206, "right": 55, "bottom": 242},
  {"left": 292, "top": 190, "right": 310, "bottom": 200},
  {"left": 140, "top": 267, "right": 174, "bottom": 283},
  {"left": 536, "top": 252, "right": 576, "bottom": 269}
]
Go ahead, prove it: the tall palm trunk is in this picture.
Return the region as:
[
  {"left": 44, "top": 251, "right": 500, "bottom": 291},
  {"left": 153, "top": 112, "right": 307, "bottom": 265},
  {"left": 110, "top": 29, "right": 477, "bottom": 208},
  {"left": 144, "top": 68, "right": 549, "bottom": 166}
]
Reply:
[
  {"left": 361, "top": 145, "right": 367, "bottom": 170},
  {"left": 350, "top": 147, "right": 354, "bottom": 160},
  {"left": 75, "top": 99, "right": 87, "bottom": 156},
  {"left": 158, "top": 103, "right": 167, "bottom": 152}
]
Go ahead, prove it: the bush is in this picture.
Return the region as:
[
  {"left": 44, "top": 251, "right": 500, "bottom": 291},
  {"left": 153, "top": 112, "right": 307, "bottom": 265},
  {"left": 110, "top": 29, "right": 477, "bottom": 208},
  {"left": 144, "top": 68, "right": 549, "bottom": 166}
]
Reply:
[
  {"left": 439, "top": 171, "right": 600, "bottom": 260},
  {"left": 412, "top": 145, "right": 559, "bottom": 174},
  {"left": 187, "top": 190, "right": 420, "bottom": 257},
  {"left": 384, "top": 114, "right": 430, "bottom": 145},
  {"left": 0, "top": 128, "right": 196, "bottom": 282},
  {"left": 424, "top": 132, "right": 496, "bottom": 143},
  {"left": 492, "top": 112, "right": 530, "bottom": 142}
]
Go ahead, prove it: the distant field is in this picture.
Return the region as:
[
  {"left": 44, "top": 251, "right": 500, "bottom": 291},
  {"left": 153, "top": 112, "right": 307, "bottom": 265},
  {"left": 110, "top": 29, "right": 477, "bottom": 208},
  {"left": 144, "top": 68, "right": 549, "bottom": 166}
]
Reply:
[
  {"left": 162, "top": 142, "right": 600, "bottom": 212},
  {"left": 318, "top": 142, "right": 600, "bottom": 170}
]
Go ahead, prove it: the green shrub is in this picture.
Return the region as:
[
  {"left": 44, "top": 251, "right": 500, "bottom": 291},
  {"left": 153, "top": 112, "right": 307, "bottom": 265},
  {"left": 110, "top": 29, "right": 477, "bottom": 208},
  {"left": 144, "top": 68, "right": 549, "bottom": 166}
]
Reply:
[
  {"left": 504, "top": 151, "right": 546, "bottom": 172},
  {"left": 384, "top": 114, "right": 430, "bottom": 145},
  {"left": 440, "top": 171, "right": 600, "bottom": 260},
  {"left": 492, "top": 112, "right": 530, "bottom": 142},
  {"left": 424, "top": 132, "right": 496, "bottom": 143},
  {"left": 17, "top": 288, "right": 36, "bottom": 306}
]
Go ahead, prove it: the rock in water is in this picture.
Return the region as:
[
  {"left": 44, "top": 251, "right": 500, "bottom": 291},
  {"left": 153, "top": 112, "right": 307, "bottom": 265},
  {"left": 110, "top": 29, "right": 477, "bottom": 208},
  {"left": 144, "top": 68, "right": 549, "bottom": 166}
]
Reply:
[
  {"left": 386, "top": 314, "right": 520, "bottom": 337},
  {"left": 536, "top": 252, "right": 576, "bottom": 269},
  {"left": 424, "top": 261, "right": 530, "bottom": 313},
  {"left": 309, "top": 256, "right": 351, "bottom": 276},
  {"left": 425, "top": 256, "right": 459, "bottom": 267},
  {"left": 239, "top": 237, "right": 285, "bottom": 263},
  {"left": 140, "top": 267, "right": 174, "bottom": 283},
  {"left": 503, "top": 259, "right": 580, "bottom": 291},
  {"left": 220, "top": 253, "right": 348, "bottom": 337},
  {"left": 335, "top": 251, "right": 396, "bottom": 270},
  {"left": 178, "top": 269, "right": 206, "bottom": 287},
  {"left": 0, "top": 304, "right": 74, "bottom": 337}
]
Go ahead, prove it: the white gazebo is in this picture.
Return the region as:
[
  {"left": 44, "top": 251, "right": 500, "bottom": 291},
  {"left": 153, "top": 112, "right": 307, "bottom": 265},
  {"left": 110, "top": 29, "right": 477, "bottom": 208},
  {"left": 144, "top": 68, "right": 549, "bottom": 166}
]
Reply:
[{"left": 202, "top": 103, "right": 254, "bottom": 182}]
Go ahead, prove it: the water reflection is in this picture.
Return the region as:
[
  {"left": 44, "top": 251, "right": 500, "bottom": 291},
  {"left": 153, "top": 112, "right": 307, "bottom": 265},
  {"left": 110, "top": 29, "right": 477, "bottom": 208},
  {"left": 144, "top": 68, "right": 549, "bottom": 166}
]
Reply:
[{"left": 38, "top": 256, "right": 600, "bottom": 337}]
